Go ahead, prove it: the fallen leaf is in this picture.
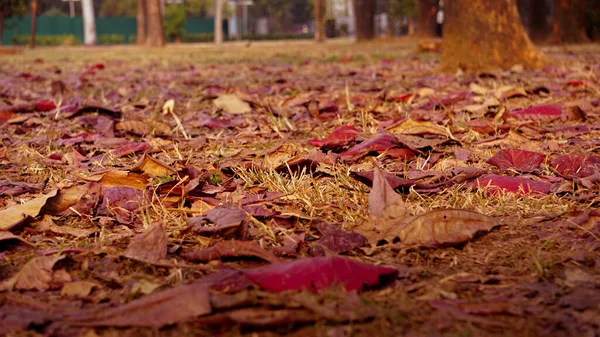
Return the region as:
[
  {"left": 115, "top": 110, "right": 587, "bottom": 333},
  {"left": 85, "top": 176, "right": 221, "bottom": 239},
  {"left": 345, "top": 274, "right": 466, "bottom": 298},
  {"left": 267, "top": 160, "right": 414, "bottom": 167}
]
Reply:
[
  {"left": 388, "top": 118, "right": 452, "bottom": 138},
  {"left": 475, "top": 174, "right": 552, "bottom": 195},
  {"left": 1, "top": 255, "right": 64, "bottom": 291},
  {"left": 64, "top": 282, "right": 211, "bottom": 327},
  {"left": 308, "top": 125, "right": 360, "bottom": 151},
  {"left": 182, "top": 240, "right": 280, "bottom": 263},
  {"left": 61, "top": 281, "right": 101, "bottom": 298},
  {"left": 0, "top": 190, "right": 58, "bottom": 230},
  {"left": 242, "top": 256, "right": 398, "bottom": 292},
  {"left": 368, "top": 164, "right": 404, "bottom": 218},
  {"left": 486, "top": 149, "right": 546, "bottom": 172},
  {"left": 123, "top": 222, "right": 168, "bottom": 263},
  {"left": 551, "top": 154, "right": 600, "bottom": 178},
  {"left": 214, "top": 94, "right": 252, "bottom": 114},
  {"left": 397, "top": 209, "right": 499, "bottom": 246},
  {"left": 132, "top": 153, "right": 177, "bottom": 177},
  {"left": 0, "top": 231, "right": 31, "bottom": 249},
  {"left": 312, "top": 221, "right": 366, "bottom": 253},
  {"left": 509, "top": 104, "right": 562, "bottom": 121}
]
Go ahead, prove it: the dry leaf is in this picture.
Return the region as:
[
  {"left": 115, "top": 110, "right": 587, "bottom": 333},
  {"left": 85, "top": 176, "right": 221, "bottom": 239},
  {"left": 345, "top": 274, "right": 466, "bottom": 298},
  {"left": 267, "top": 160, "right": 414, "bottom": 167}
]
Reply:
[
  {"left": 367, "top": 165, "right": 405, "bottom": 218},
  {"left": 0, "top": 190, "right": 58, "bottom": 230},
  {"left": 1, "top": 255, "right": 64, "bottom": 291},
  {"left": 123, "top": 222, "right": 168, "bottom": 263},
  {"left": 214, "top": 94, "right": 252, "bottom": 114},
  {"left": 398, "top": 209, "right": 498, "bottom": 246},
  {"left": 132, "top": 153, "right": 176, "bottom": 177},
  {"left": 65, "top": 283, "right": 211, "bottom": 327},
  {"left": 84, "top": 170, "right": 149, "bottom": 190}
]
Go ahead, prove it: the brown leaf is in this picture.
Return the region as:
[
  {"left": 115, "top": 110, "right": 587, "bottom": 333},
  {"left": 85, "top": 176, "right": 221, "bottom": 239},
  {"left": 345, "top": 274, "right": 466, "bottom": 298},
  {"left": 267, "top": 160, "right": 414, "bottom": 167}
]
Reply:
[
  {"left": 61, "top": 281, "right": 101, "bottom": 298},
  {"left": 123, "top": 222, "right": 168, "bottom": 263},
  {"left": 214, "top": 94, "right": 251, "bottom": 114},
  {"left": 132, "top": 153, "right": 177, "bottom": 177},
  {"left": 0, "top": 231, "right": 32, "bottom": 249},
  {"left": 83, "top": 170, "right": 149, "bottom": 190},
  {"left": 65, "top": 283, "right": 211, "bottom": 327},
  {"left": 182, "top": 240, "right": 280, "bottom": 263},
  {"left": 42, "top": 184, "right": 89, "bottom": 214},
  {"left": 0, "top": 190, "right": 58, "bottom": 230},
  {"left": 368, "top": 165, "right": 405, "bottom": 218},
  {"left": 398, "top": 209, "right": 498, "bottom": 246},
  {"left": 0, "top": 255, "right": 64, "bottom": 291}
]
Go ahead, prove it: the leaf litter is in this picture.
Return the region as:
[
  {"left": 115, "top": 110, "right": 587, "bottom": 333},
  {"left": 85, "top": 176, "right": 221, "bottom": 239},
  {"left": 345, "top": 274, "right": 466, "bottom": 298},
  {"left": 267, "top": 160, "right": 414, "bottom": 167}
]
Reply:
[{"left": 0, "top": 41, "right": 599, "bottom": 336}]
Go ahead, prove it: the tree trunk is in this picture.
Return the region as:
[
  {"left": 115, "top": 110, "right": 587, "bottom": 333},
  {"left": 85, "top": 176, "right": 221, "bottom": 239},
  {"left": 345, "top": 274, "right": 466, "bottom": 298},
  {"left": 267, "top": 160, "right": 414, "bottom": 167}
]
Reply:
[
  {"left": 214, "top": 0, "right": 223, "bottom": 44},
  {"left": 408, "top": 16, "right": 415, "bottom": 35},
  {"left": 146, "top": 0, "right": 165, "bottom": 47},
  {"left": 30, "top": 0, "right": 38, "bottom": 49},
  {"left": 137, "top": 0, "right": 147, "bottom": 45},
  {"left": 550, "top": 0, "right": 589, "bottom": 44},
  {"left": 418, "top": 0, "right": 437, "bottom": 37},
  {"left": 237, "top": 0, "right": 243, "bottom": 39},
  {"left": 354, "top": 0, "right": 375, "bottom": 41},
  {"left": 82, "top": 0, "right": 96, "bottom": 45},
  {"left": 314, "top": 0, "right": 326, "bottom": 42},
  {"left": 440, "top": 0, "right": 546, "bottom": 73},
  {"left": 528, "top": 0, "right": 550, "bottom": 42}
]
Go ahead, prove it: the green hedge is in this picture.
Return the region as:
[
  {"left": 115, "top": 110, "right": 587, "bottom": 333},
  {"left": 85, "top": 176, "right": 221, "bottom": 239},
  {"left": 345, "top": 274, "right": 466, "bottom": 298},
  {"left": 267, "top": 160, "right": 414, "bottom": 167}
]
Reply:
[{"left": 12, "top": 34, "right": 81, "bottom": 46}]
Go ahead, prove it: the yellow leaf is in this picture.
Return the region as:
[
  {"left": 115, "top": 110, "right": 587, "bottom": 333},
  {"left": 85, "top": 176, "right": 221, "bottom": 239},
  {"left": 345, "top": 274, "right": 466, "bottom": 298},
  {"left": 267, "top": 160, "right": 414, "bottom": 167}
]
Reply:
[{"left": 0, "top": 190, "right": 58, "bottom": 230}]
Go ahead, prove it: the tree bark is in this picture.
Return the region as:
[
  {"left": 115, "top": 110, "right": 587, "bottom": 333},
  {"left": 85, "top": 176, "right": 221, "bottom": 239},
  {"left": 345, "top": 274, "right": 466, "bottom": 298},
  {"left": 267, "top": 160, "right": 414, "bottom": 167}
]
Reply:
[
  {"left": 137, "top": 0, "right": 147, "bottom": 45},
  {"left": 237, "top": 0, "right": 243, "bottom": 39},
  {"left": 408, "top": 16, "right": 415, "bottom": 35},
  {"left": 146, "top": 0, "right": 165, "bottom": 47},
  {"left": 440, "top": 0, "right": 546, "bottom": 73},
  {"left": 82, "top": 0, "right": 96, "bottom": 45},
  {"left": 418, "top": 0, "right": 437, "bottom": 37},
  {"left": 528, "top": 0, "right": 550, "bottom": 42},
  {"left": 30, "top": 0, "right": 38, "bottom": 49},
  {"left": 354, "top": 0, "right": 375, "bottom": 41},
  {"left": 314, "top": 0, "right": 326, "bottom": 42},
  {"left": 214, "top": 0, "right": 223, "bottom": 44},
  {"left": 550, "top": 0, "right": 589, "bottom": 44}
]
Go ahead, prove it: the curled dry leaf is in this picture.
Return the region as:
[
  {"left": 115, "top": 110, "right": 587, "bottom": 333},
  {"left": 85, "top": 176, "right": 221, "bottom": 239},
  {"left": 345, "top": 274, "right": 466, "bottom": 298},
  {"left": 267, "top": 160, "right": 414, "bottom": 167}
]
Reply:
[
  {"left": 398, "top": 209, "right": 499, "bottom": 246},
  {"left": 0, "top": 190, "right": 58, "bottom": 230},
  {"left": 64, "top": 282, "right": 211, "bottom": 327},
  {"left": 0, "top": 255, "right": 64, "bottom": 291},
  {"left": 123, "top": 222, "right": 168, "bottom": 263},
  {"left": 214, "top": 94, "right": 252, "bottom": 114},
  {"left": 132, "top": 153, "right": 177, "bottom": 177},
  {"left": 0, "top": 231, "right": 31, "bottom": 249},
  {"left": 182, "top": 240, "right": 280, "bottom": 263}
]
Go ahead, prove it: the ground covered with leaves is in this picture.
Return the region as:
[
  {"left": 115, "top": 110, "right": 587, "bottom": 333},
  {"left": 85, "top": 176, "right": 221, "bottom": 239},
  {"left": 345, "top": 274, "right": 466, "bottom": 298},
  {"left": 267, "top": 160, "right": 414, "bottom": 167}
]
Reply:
[{"left": 1, "top": 40, "right": 600, "bottom": 337}]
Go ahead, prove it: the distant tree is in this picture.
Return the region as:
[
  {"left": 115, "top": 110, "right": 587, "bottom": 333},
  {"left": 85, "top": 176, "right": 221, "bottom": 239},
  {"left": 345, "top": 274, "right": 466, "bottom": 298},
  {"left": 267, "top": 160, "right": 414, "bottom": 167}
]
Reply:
[
  {"left": 137, "top": 0, "right": 147, "bottom": 44},
  {"left": 146, "top": 0, "right": 165, "bottom": 46},
  {"left": 41, "top": 6, "right": 67, "bottom": 16},
  {"left": 30, "top": 0, "right": 38, "bottom": 48},
  {"left": 314, "top": 0, "right": 325, "bottom": 42},
  {"left": 0, "top": 0, "right": 28, "bottom": 46},
  {"left": 388, "top": 0, "right": 418, "bottom": 35},
  {"left": 527, "top": 0, "right": 550, "bottom": 42},
  {"left": 100, "top": 0, "right": 137, "bottom": 17},
  {"left": 354, "top": 0, "right": 376, "bottom": 41},
  {"left": 417, "top": 0, "right": 436, "bottom": 37},
  {"left": 550, "top": 0, "right": 589, "bottom": 43},
  {"left": 214, "top": 0, "right": 223, "bottom": 44},
  {"left": 440, "top": 0, "right": 546, "bottom": 72},
  {"left": 82, "top": 0, "right": 96, "bottom": 45},
  {"left": 163, "top": 4, "right": 185, "bottom": 41}
]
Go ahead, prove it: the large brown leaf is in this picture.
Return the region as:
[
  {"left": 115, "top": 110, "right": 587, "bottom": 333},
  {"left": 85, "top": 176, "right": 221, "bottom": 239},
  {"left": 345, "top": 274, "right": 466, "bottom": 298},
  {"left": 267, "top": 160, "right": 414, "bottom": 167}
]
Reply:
[
  {"left": 367, "top": 164, "right": 406, "bottom": 218},
  {"left": 0, "top": 190, "right": 58, "bottom": 230},
  {"left": 0, "top": 255, "right": 64, "bottom": 291},
  {"left": 397, "top": 209, "right": 499, "bottom": 246},
  {"left": 123, "top": 222, "right": 168, "bottom": 263},
  {"left": 64, "top": 282, "right": 211, "bottom": 327}
]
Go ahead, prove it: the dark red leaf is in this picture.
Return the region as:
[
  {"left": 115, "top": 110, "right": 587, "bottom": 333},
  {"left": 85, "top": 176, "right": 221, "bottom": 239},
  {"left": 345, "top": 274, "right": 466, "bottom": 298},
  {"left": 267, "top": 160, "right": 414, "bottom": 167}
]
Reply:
[
  {"left": 340, "top": 134, "right": 413, "bottom": 161},
  {"left": 486, "top": 149, "right": 546, "bottom": 172},
  {"left": 475, "top": 174, "right": 551, "bottom": 195},
  {"left": 509, "top": 104, "right": 562, "bottom": 121},
  {"left": 242, "top": 256, "right": 398, "bottom": 292},
  {"left": 565, "top": 81, "right": 585, "bottom": 87},
  {"left": 308, "top": 125, "right": 360, "bottom": 151},
  {"left": 34, "top": 100, "right": 56, "bottom": 112},
  {"left": 111, "top": 142, "right": 151, "bottom": 157},
  {"left": 551, "top": 154, "right": 600, "bottom": 178},
  {"left": 312, "top": 221, "right": 366, "bottom": 253}
]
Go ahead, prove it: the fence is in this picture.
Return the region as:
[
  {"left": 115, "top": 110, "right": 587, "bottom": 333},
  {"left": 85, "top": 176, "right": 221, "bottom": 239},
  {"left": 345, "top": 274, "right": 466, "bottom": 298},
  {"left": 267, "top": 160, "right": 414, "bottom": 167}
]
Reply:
[{"left": 1, "top": 16, "right": 227, "bottom": 45}]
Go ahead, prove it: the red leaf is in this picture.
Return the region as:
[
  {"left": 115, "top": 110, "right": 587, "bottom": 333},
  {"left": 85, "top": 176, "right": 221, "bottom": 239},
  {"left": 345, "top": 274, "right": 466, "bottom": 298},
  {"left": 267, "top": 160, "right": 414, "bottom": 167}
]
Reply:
[
  {"left": 475, "top": 174, "right": 551, "bottom": 195},
  {"left": 486, "top": 149, "right": 546, "bottom": 172},
  {"left": 312, "top": 221, "right": 366, "bottom": 253},
  {"left": 551, "top": 154, "right": 600, "bottom": 178},
  {"left": 111, "top": 142, "right": 151, "bottom": 157},
  {"left": 340, "top": 134, "right": 413, "bottom": 161},
  {"left": 566, "top": 81, "right": 585, "bottom": 87},
  {"left": 91, "top": 63, "right": 105, "bottom": 70},
  {"left": 510, "top": 104, "right": 562, "bottom": 121},
  {"left": 308, "top": 125, "right": 359, "bottom": 151},
  {"left": 242, "top": 256, "right": 398, "bottom": 292},
  {"left": 34, "top": 100, "right": 56, "bottom": 112}
]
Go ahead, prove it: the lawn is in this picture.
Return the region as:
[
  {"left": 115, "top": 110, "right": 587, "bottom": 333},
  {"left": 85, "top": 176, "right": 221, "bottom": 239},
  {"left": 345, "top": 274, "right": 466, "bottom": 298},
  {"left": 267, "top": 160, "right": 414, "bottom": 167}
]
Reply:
[{"left": 0, "top": 39, "right": 599, "bottom": 336}]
